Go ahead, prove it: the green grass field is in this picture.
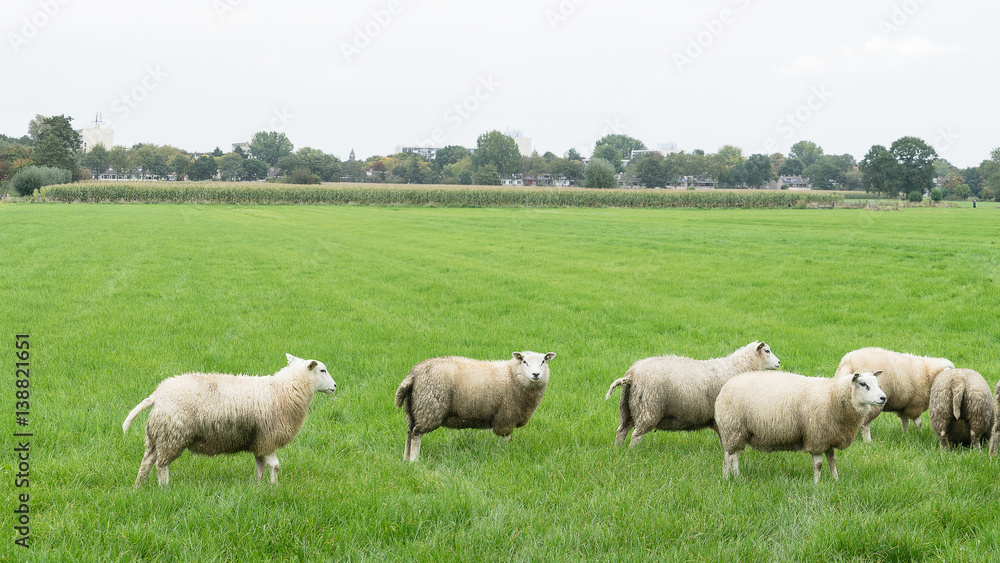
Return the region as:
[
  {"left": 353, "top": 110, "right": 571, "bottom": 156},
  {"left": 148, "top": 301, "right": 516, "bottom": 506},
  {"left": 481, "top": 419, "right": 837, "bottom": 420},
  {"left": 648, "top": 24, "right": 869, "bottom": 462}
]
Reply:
[{"left": 2, "top": 203, "right": 999, "bottom": 561}]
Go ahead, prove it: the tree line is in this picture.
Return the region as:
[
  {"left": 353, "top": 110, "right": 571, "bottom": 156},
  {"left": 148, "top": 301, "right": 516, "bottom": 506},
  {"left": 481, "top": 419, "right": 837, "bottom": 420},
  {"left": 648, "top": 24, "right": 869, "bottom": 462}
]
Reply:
[{"left": 2, "top": 114, "right": 999, "bottom": 201}]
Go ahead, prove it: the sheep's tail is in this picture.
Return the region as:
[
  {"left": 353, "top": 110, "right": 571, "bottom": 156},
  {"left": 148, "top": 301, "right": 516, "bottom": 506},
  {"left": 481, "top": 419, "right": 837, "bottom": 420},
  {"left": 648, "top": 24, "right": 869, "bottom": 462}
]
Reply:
[
  {"left": 605, "top": 375, "right": 631, "bottom": 400},
  {"left": 122, "top": 397, "right": 154, "bottom": 433},
  {"left": 952, "top": 378, "right": 966, "bottom": 420},
  {"left": 395, "top": 375, "right": 414, "bottom": 409}
]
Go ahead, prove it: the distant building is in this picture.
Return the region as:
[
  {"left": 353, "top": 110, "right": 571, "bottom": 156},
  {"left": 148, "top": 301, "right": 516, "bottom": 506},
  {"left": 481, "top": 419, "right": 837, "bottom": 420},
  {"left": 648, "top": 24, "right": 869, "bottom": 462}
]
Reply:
[
  {"left": 395, "top": 145, "right": 440, "bottom": 159},
  {"left": 349, "top": 148, "right": 356, "bottom": 161},
  {"left": 504, "top": 129, "right": 532, "bottom": 157},
  {"left": 630, "top": 143, "right": 681, "bottom": 160},
  {"left": 76, "top": 113, "right": 113, "bottom": 152},
  {"left": 232, "top": 142, "right": 250, "bottom": 155}
]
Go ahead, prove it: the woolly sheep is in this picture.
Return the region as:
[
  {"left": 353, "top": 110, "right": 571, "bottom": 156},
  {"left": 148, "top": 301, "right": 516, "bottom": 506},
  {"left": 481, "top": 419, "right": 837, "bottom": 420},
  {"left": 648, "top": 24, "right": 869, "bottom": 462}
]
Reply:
[
  {"left": 122, "top": 354, "right": 336, "bottom": 487},
  {"left": 394, "top": 351, "right": 556, "bottom": 462},
  {"left": 834, "top": 347, "right": 954, "bottom": 442},
  {"left": 991, "top": 381, "right": 1000, "bottom": 457},
  {"left": 716, "top": 370, "right": 886, "bottom": 483},
  {"left": 605, "top": 341, "right": 781, "bottom": 447},
  {"left": 929, "top": 368, "right": 994, "bottom": 449}
]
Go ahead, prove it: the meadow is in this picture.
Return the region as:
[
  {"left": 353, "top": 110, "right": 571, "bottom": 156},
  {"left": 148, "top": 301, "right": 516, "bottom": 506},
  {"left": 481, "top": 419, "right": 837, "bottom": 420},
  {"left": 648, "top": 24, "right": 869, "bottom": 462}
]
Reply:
[{"left": 2, "top": 202, "right": 999, "bottom": 561}]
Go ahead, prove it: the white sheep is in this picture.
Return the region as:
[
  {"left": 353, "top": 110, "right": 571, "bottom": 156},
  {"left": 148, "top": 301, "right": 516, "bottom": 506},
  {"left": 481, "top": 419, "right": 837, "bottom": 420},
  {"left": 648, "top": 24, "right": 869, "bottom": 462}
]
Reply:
[
  {"left": 929, "top": 368, "right": 994, "bottom": 449},
  {"left": 834, "top": 347, "right": 954, "bottom": 442},
  {"left": 716, "top": 370, "right": 885, "bottom": 483},
  {"left": 605, "top": 341, "right": 781, "bottom": 446},
  {"left": 991, "top": 380, "right": 1000, "bottom": 457},
  {"left": 123, "top": 354, "right": 336, "bottom": 487},
  {"left": 394, "top": 351, "right": 556, "bottom": 462}
]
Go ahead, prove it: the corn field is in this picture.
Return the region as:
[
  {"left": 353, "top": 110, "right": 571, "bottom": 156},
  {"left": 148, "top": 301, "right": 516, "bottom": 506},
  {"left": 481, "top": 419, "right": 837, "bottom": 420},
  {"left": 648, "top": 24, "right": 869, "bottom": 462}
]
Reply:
[{"left": 38, "top": 182, "right": 843, "bottom": 208}]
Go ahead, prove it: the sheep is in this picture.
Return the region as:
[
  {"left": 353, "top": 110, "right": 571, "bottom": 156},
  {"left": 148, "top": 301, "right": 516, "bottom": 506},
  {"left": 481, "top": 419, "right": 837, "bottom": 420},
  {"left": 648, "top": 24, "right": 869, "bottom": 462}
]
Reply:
[
  {"left": 394, "top": 351, "right": 556, "bottom": 462},
  {"left": 604, "top": 341, "right": 781, "bottom": 447},
  {"left": 122, "top": 354, "right": 336, "bottom": 487},
  {"left": 991, "top": 381, "right": 1000, "bottom": 457},
  {"left": 716, "top": 370, "right": 886, "bottom": 483},
  {"left": 929, "top": 368, "right": 993, "bottom": 449},
  {"left": 834, "top": 347, "right": 954, "bottom": 442}
]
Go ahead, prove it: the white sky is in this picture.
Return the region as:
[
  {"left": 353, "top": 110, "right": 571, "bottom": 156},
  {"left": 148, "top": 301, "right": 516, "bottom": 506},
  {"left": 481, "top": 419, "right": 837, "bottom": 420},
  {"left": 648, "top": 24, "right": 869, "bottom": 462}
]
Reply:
[{"left": 3, "top": 0, "right": 997, "bottom": 167}]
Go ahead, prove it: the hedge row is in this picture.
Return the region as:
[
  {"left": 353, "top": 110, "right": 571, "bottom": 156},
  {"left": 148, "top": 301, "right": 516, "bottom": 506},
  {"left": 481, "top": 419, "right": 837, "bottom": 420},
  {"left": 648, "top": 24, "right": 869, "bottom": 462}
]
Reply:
[{"left": 38, "top": 184, "right": 843, "bottom": 208}]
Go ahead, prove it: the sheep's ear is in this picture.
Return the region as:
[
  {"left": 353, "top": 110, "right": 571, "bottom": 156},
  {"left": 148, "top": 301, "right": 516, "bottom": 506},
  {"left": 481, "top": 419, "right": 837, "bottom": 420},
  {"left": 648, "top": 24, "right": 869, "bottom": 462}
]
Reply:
[
  {"left": 512, "top": 352, "right": 524, "bottom": 362},
  {"left": 544, "top": 352, "right": 556, "bottom": 362},
  {"left": 307, "top": 360, "right": 318, "bottom": 370},
  {"left": 871, "top": 370, "right": 883, "bottom": 377},
  {"left": 851, "top": 372, "right": 861, "bottom": 383},
  {"left": 755, "top": 342, "right": 767, "bottom": 353},
  {"left": 286, "top": 353, "right": 300, "bottom": 364}
]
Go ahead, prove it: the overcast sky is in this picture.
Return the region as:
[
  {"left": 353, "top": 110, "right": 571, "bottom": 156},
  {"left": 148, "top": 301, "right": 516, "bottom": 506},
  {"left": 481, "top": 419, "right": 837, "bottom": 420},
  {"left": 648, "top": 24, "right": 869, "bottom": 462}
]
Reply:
[{"left": 3, "top": 0, "right": 997, "bottom": 167}]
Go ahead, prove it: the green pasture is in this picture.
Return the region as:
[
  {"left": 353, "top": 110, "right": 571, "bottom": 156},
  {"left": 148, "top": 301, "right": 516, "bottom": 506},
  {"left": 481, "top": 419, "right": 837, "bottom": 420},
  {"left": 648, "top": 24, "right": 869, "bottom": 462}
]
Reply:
[{"left": 2, "top": 203, "right": 999, "bottom": 561}]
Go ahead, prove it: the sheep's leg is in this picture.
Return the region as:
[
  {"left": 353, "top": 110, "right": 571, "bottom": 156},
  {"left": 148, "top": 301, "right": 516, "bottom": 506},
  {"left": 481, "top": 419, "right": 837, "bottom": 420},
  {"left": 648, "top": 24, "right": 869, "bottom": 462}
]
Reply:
[
  {"left": 990, "top": 430, "right": 999, "bottom": 457},
  {"left": 614, "top": 423, "right": 632, "bottom": 447},
  {"left": 971, "top": 430, "right": 982, "bottom": 450},
  {"left": 408, "top": 433, "right": 422, "bottom": 462},
  {"left": 403, "top": 429, "right": 411, "bottom": 461},
  {"left": 912, "top": 417, "right": 922, "bottom": 430},
  {"left": 262, "top": 452, "right": 280, "bottom": 484},
  {"left": 255, "top": 455, "right": 268, "bottom": 480},
  {"left": 629, "top": 421, "right": 654, "bottom": 447},
  {"left": 826, "top": 449, "right": 838, "bottom": 481},
  {"left": 723, "top": 451, "right": 739, "bottom": 478},
  {"left": 134, "top": 448, "right": 156, "bottom": 488},
  {"left": 938, "top": 431, "right": 949, "bottom": 449},
  {"left": 899, "top": 414, "right": 910, "bottom": 432},
  {"left": 812, "top": 454, "right": 824, "bottom": 483},
  {"left": 861, "top": 422, "right": 872, "bottom": 443},
  {"left": 156, "top": 463, "right": 170, "bottom": 487}
]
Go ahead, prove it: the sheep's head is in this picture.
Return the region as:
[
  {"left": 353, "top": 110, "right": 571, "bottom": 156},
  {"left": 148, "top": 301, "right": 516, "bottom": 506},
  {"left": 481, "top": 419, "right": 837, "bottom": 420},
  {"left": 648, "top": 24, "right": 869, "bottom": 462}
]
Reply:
[
  {"left": 512, "top": 351, "right": 556, "bottom": 389},
  {"left": 750, "top": 341, "right": 781, "bottom": 370},
  {"left": 286, "top": 353, "right": 337, "bottom": 394},
  {"left": 851, "top": 371, "right": 886, "bottom": 406}
]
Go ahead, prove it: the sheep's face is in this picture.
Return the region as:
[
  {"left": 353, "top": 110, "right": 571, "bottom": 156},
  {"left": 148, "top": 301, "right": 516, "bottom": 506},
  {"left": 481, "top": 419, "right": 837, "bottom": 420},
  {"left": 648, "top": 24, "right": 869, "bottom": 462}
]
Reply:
[
  {"left": 512, "top": 351, "right": 556, "bottom": 389},
  {"left": 852, "top": 371, "right": 886, "bottom": 406},
  {"left": 287, "top": 354, "right": 337, "bottom": 394},
  {"left": 752, "top": 341, "right": 781, "bottom": 370},
  {"left": 311, "top": 360, "right": 337, "bottom": 394}
]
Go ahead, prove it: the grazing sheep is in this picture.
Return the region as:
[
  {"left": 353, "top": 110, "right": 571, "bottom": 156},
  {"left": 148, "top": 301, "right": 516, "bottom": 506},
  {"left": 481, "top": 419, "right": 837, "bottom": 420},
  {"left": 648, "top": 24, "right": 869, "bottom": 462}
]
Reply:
[
  {"left": 929, "top": 368, "right": 993, "bottom": 449},
  {"left": 605, "top": 341, "right": 781, "bottom": 447},
  {"left": 834, "top": 347, "right": 954, "bottom": 442},
  {"left": 123, "top": 354, "right": 336, "bottom": 487},
  {"left": 991, "top": 381, "right": 1000, "bottom": 457},
  {"left": 716, "top": 370, "right": 885, "bottom": 483},
  {"left": 395, "top": 351, "right": 556, "bottom": 462}
]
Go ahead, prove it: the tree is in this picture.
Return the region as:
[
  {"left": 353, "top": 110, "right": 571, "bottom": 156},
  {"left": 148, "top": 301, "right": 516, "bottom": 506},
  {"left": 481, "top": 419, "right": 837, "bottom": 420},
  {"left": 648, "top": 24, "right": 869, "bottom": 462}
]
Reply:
[
  {"left": 741, "top": 154, "right": 776, "bottom": 188},
  {"left": 341, "top": 160, "right": 366, "bottom": 182},
  {"left": 584, "top": 157, "right": 617, "bottom": 188},
  {"left": 108, "top": 146, "right": 134, "bottom": 178},
  {"left": 565, "top": 148, "right": 582, "bottom": 161},
  {"left": 187, "top": 155, "right": 218, "bottom": 181},
  {"left": 592, "top": 144, "right": 623, "bottom": 173},
  {"left": 550, "top": 157, "right": 584, "bottom": 184},
  {"left": 789, "top": 140, "right": 824, "bottom": 167},
  {"left": 434, "top": 145, "right": 471, "bottom": 169},
  {"left": 594, "top": 134, "right": 646, "bottom": 164},
  {"left": 860, "top": 145, "right": 896, "bottom": 197},
  {"left": 211, "top": 147, "right": 224, "bottom": 157},
  {"left": 710, "top": 145, "right": 745, "bottom": 186},
  {"left": 286, "top": 168, "right": 321, "bottom": 184},
  {"left": 930, "top": 188, "right": 944, "bottom": 202},
  {"left": 629, "top": 153, "right": 664, "bottom": 188},
  {"left": 32, "top": 115, "right": 81, "bottom": 172},
  {"left": 218, "top": 152, "right": 245, "bottom": 181},
  {"left": 802, "top": 162, "right": 843, "bottom": 190},
  {"left": 82, "top": 144, "right": 110, "bottom": 176},
  {"left": 907, "top": 190, "right": 923, "bottom": 203},
  {"left": 472, "top": 131, "right": 520, "bottom": 176},
  {"left": 249, "top": 131, "right": 293, "bottom": 168},
  {"left": 171, "top": 154, "right": 191, "bottom": 180},
  {"left": 296, "top": 147, "right": 341, "bottom": 182},
  {"left": 473, "top": 163, "right": 500, "bottom": 185},
  {"left": 889, "top": 136, "right": 937, "bottom": 196},
  {"left": 778, "top": 158, "right": 804, "bottom": 177},
  {"left": 243, "top": 158, "right": 269, "bottom": 181}
]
